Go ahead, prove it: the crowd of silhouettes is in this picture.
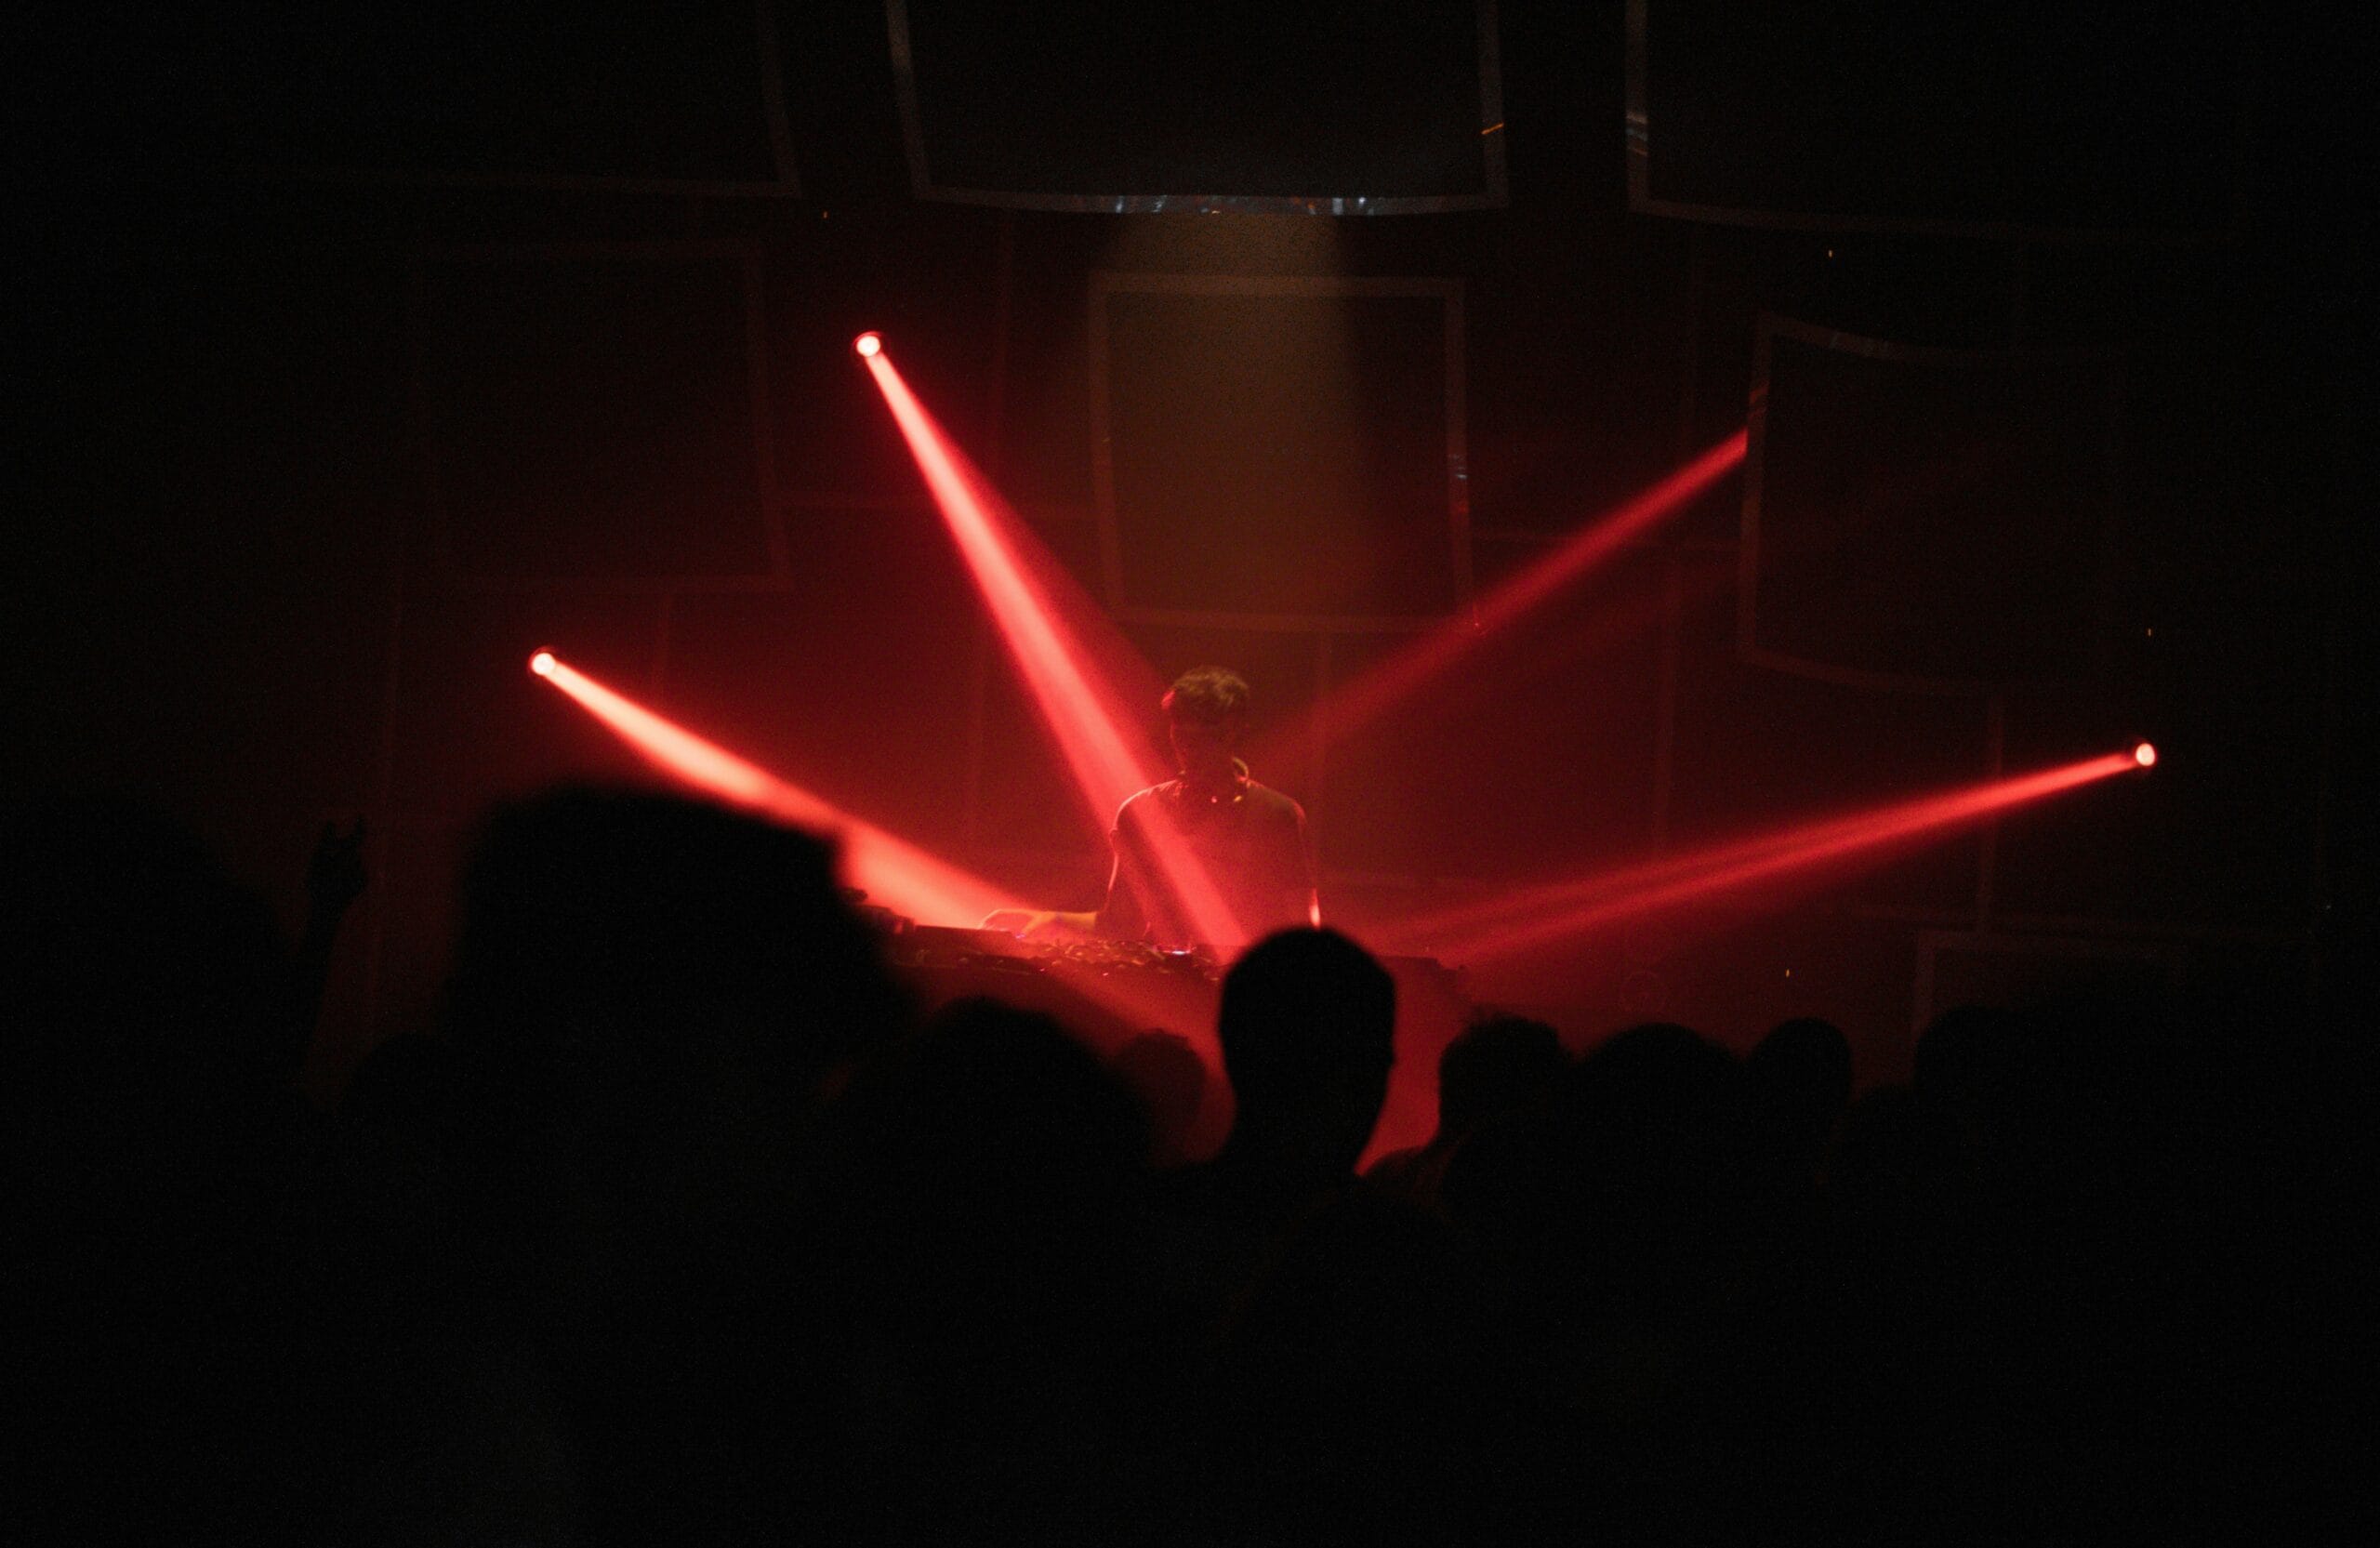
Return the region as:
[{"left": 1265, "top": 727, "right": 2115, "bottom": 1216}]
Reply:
[{"left": 4, "top": 785, "right": 2367, "bottom": 1544}]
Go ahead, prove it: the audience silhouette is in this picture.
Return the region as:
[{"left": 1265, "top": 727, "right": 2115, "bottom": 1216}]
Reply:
[
  {"left": 1366, "top": 1011, "right": 1567, "bottom": 1216},
  {"left": 5, "top": 783, "right": 2358, "bottom": 1543}
]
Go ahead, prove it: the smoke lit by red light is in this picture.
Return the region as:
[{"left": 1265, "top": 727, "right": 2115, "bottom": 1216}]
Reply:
[
  {"left": 860, "top": 348, "right": 1251, "bottom": 949},
  {"left": 1390, "top": 748, "right": 2143, "bottom": 964},
  {"left": 531, "top": 653, "right": 1017, "bottom": 925},
  {"left": 1284, "top": 428, "right": 1748, "bottom": 754}
]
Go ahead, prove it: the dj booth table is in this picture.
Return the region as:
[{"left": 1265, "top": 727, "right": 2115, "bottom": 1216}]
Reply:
[{"left": 885, "top": 928, "right": 1474, "bottom": 1167}]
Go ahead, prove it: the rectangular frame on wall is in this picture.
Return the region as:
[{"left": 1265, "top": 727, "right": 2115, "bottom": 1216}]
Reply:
[
  {"left": 1089, "top": 271, "right": 1473, "bottom": 633},
  {"left": 1739, "top": 313, "right": 2122, "bottom": 695},
  {"left": 249, "top": 5, "right": 800, "bottom": 195},
  {"left": 410, "top": 240, "right": 793, "bottom": 593},
  {"left": 1913, "top": 929, "right": 2184, "bottom": 1031},
  {"left": 888, "top": 0, "right": 1507, "bottom": 214},
  {"left": 1623, "top": 0, "right": 2242, "bottom": 241}
]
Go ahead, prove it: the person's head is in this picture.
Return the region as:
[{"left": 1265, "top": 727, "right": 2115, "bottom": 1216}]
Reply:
[
  {"left": 1217, "top": 928, "right": 1395, "bottom": 1175},
  {"left": 1109, "top": 1029, "right": 1209, "bottom": 1165},
  {"left": 443, "top": 788, "right": 911, "bottom": 1230},
  {"left": 3, "top": 790, "right": 290, "bottom": 1226},
  {"left": 1162, "top": 667, "right": 1250, "bottom": 784},
  {"left": 1746, "top": 1016, "right": 1854, "bottom": 1126},
  {"left": 1435, "top": 1012, "right": 1568, "bottom": 1141}
]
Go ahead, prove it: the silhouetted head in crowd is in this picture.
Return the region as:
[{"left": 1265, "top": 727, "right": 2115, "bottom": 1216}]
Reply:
[
  {"left": 1435, "top": 1012, "right": 1567, "bottom": 1142},
  {"left": 866, "top": 997, "right": 1148, "bottom": 1216},
  {"left": 1751, "top": 1016, "right": 1852, "bottom": 1104},
  {"left": 1573, "top": 1020, "right": 1740, "bottom": 1117},
  {"left": 826, "top": 997, "right": 1150, "bottom": 1316},
  {"left": 1110, "top": 1028, "right": 1210, "bottom": 1167},
  {"left": 1557, "top": 1021, "right": 1746, "bottom": 1196},
  {"left": 446, "top": 786, "right": 906, "bottom": 1098},
  {"left": 1748, "top": 1015, "right": 1853, "bottom": 1125},
  {"left": 1913, "top": 1002, "right": 2026, "bottom": 1101},
  {"left": 419, "top": 789, "right": 919, "bottom": 1544},
  {"left": 4, "top": 798, "right": 358, "bottom": 1548},
  {"left": 1558, "top": 1023, "right": 1747, "bottom": 1296},
  {"left": 1741, "top": 1016, "right": 1854, "bottom": 1200},
  {"left": 1215, "top": 927, "right": 1395, "bottom": 1184},
  {"left": 438, "top": 788, "right": 912, "bottom": 1326},
  {"left": 1913, "top": 1001, "right": 2064, "bottom": 1168},
  {"left": 2, "top": 790, "right": 293, "bottom": 1250},
  {"left": 811, "top": 999, "right": 1161, "bottom": 1544}
]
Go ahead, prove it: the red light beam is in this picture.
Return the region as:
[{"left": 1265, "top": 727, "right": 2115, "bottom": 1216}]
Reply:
[
  {"left": 862, "top": 346, "right": 1250, "bottom": 949},
  {"left": 1293, "top": 429, "right": 1747, "bottom": 751},
  {"left": 1395, "top": 749, "right": 2143, "bottom": 964},
  {"left": 533, "top": 653, "right": 1017, "bottom": 926}
]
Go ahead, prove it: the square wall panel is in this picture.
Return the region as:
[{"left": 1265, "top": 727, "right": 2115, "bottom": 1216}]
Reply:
[
  {"left": 1629, "top": 0, "right": 2243, "bottom": 236},
  {"left": 1672, "top": 549, "right": 1993, "bottom": 916},
  {"left": 891, "top": 0, "right": 1503, "bottom": 213},
  {"left": 161, "top": 3, "right": 798, "bottom": 190},
  {"left": 416, "top": 245, "right": 781, "bottom": 583},
  {"left": 1743, "top": 317, "right": 2121, "bottom": 693},
  {"left": 1093, "top": 274, "right": 1470, "bottom": 629}
]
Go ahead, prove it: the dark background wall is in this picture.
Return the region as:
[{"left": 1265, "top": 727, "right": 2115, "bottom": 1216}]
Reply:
[{"left": 7, "top": 3, "right": 2365, "bottom": 1092}]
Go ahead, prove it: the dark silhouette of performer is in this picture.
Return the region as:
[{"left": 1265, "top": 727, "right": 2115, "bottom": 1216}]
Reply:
[{"left": 993, "top": 667, "right": 1317, "bottom": 949}]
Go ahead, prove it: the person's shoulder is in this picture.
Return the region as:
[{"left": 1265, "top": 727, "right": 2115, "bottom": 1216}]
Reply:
[
  {"left": 1243, "top": 779, "right": 1305, "bottom": 822},
  {"left": 1114, "top": 780, "right": 1180, "bottom": 826}
]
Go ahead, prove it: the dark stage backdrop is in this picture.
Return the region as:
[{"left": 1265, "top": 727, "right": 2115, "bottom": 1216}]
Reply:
[
  {"left": 1742, "top": 319, "right": 2123, "bottom": 692},
  {"left": 1629, "top": 0, "right": 2245, "bottom": 235},
  {"left": 1096, "top": 278, "right": 1467, "bottom": 627},
  {"left": 892, "top": 0, "right": 1503, "bottom": 211},
  {"left": 416, "top": 245, "right": 783, "bottom": 581},
  {"left": 7, "top": 2, "right": 2347, "bottom": 1094},
  {"left": 22, "top": 1, "right": 799, "bottom": 191}
]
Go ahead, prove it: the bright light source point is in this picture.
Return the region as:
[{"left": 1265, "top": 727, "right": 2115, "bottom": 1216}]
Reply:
[
  {"left": 2134, "top": 741, "right": 2157, "bottom": 768},
  {"left": 853, "top": 332, "right": 882, "bottom": 358},
  {"left": 530, "top": 650, "right": 557, "bottom": 678}
]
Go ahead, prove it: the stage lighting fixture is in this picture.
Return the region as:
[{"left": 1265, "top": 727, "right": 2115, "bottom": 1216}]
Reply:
[
  {"left": 853, "top": 332, "right": 882, "bottom": 358},
  {"left": 2134, "top": 741, "right": 2158, "bottom": 768},
  {"left": 529, "top": 652, "right": 1019, "bottom": 925},
  {"left": 529, "top": 650, "right": 557, "bottom": 678}
]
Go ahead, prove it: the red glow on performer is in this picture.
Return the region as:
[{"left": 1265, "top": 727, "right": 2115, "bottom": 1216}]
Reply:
[{"left": 532, "top": 653, "right": 1016, "bottom": 926}]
